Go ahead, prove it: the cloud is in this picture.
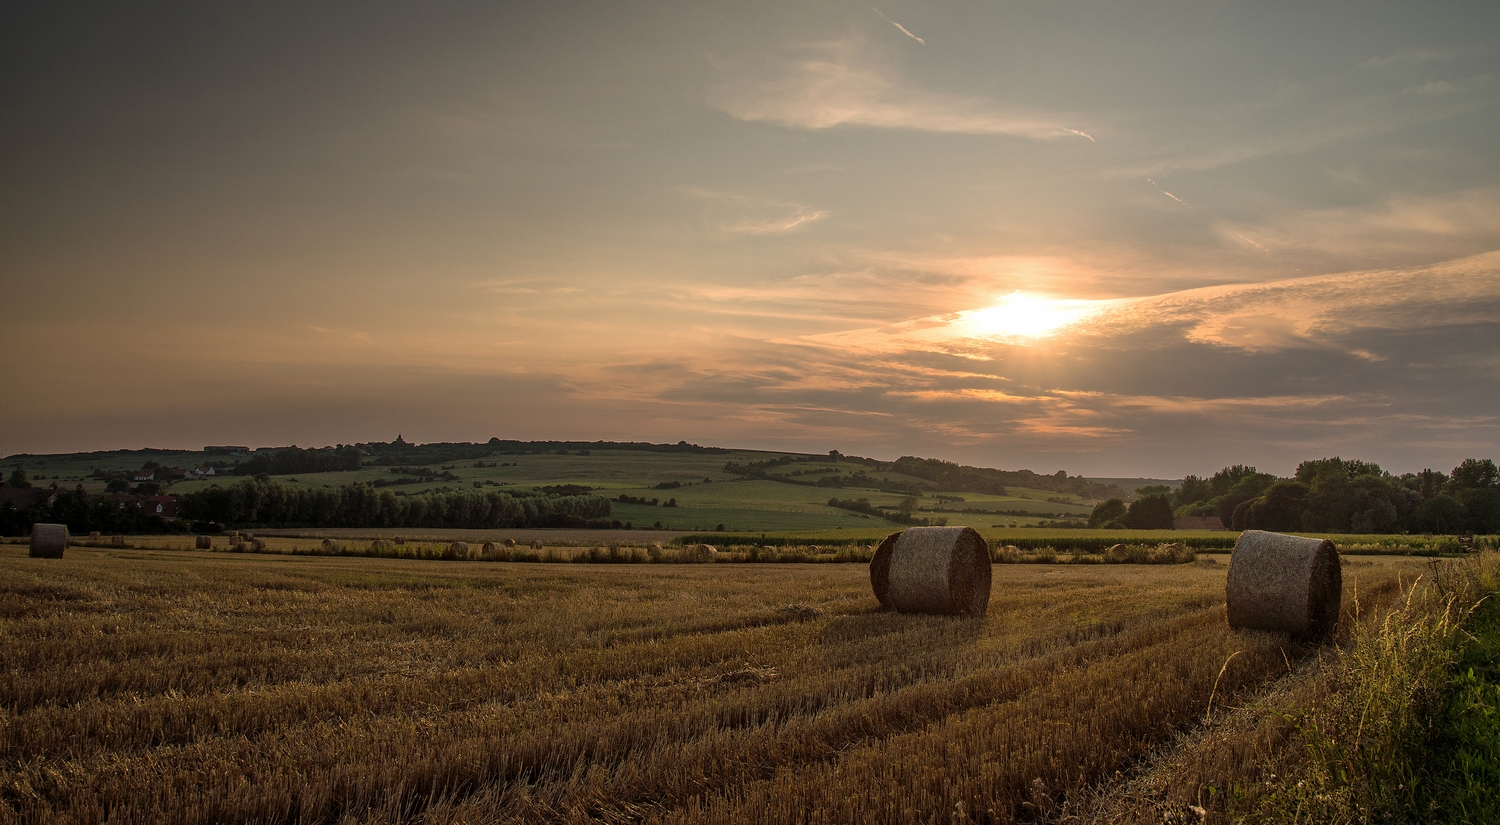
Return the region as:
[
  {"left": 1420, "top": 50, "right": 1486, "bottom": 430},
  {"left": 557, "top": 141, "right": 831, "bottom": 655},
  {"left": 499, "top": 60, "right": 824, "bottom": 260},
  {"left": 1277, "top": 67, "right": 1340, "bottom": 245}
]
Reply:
[
  {"left": 681, "top": 187, "right": 828, "bottom": 235},
  {"left": 780, "top": 250, "right": 1500, "bottom": 363},
  {"left": 872, "top": 9, "right": 925, "bottom": 45},
  {"left": 710, "top": 36, "right": 1094, "bottom": 141}
]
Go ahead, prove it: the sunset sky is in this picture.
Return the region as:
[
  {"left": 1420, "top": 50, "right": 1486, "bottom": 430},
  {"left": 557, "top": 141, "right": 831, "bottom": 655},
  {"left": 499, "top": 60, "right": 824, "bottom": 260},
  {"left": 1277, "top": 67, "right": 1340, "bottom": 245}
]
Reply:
[{"left": 4, "top": 1, "right": 1499, "bottom": 477}]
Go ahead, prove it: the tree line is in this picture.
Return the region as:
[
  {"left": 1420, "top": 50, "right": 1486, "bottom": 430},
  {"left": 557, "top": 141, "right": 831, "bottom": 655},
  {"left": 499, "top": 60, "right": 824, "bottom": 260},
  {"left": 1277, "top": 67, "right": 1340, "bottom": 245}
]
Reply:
[
  {"left": 176, "top": 479, "right": 614, "bottom": 529},
  {"left": 1090, "top": 458, "right": 1500, "bottom": 533}
]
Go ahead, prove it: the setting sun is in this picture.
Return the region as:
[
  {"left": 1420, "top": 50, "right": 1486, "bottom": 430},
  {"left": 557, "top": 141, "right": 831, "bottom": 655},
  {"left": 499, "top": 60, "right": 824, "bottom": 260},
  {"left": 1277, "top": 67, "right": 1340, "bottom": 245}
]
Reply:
[{"left": 959, "top": 292, "right": 1107, "bottom": 341}]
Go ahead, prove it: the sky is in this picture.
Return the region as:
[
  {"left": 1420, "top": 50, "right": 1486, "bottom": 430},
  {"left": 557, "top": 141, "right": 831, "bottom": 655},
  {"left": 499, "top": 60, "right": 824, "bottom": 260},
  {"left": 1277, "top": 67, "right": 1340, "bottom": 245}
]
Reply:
[{"left": 3, "top": 1, "right": 1499, "bottom": 477}]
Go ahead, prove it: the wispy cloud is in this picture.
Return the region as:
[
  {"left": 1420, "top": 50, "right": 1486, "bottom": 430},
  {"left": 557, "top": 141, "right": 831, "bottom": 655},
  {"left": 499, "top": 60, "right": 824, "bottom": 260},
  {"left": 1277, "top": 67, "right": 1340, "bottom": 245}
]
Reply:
[
  {"left": 710, "top": 35, "right": 1095, "bottom": 141},
  {"left": 872, "top": 9, "right": 925, "bottom": 45},
  {"left": 680, "top": 187, "right": 829, "bottom": 235}
]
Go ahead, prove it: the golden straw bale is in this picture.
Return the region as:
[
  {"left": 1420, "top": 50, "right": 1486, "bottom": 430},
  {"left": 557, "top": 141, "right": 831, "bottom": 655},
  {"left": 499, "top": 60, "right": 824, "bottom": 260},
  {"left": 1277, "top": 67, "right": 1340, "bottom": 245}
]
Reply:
[
  {"left": 30, "top": 523, "right": 69, "bottom": 558},
  {"left": 1227, "top": 530, "right": 1341, "bottom": 640},
  {"left": 195, "top": 536, "right": 212, "bottom": 550},
  {"left": 870, "top": 526, "right": 991, "bottom": 616}
]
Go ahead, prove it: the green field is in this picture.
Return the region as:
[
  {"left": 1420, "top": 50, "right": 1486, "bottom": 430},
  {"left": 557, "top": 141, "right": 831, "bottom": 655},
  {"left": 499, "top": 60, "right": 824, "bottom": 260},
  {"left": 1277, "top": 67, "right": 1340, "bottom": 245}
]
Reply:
[{"left": 2, "top": 447, "right": 1120, "bottom": 535}]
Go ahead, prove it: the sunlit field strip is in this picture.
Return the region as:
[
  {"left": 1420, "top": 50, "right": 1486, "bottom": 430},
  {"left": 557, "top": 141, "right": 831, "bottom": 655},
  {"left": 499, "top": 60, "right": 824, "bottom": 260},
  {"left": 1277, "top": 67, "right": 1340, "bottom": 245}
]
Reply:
[{"left": 1, "top": 548, "right": 1421, "bottom": 824}]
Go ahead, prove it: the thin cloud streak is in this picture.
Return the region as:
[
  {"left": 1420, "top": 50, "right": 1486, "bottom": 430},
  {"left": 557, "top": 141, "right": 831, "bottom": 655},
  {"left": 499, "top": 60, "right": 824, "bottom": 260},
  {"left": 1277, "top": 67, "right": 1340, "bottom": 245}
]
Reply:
[
  {"left": 872, "top": 9, "right": 925, "bottom": 45},
  {"left": 711, "top": 35, "right": 1095, "bottom": 141}
]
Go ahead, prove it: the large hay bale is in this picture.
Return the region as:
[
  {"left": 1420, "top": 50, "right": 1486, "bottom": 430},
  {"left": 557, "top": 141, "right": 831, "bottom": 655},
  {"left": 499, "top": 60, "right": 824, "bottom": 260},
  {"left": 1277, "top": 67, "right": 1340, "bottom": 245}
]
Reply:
[
  {"left": 30, "top": 523, "right": 69, "bottom": 558},
  {"left": 195, "top": 535, "right": 212, "bottom": 550},
  {"left": 869, "top": 526, "right": 991, "bottom": 616},
  {"left": 448, "top": 541, "right": 469, "bottom": 559},
  {"left": 1227, "top": 530, "right": 1341, "bottom": 640},
  {"left": 322, "top": 538, "right": 342, "bottom": 552}
]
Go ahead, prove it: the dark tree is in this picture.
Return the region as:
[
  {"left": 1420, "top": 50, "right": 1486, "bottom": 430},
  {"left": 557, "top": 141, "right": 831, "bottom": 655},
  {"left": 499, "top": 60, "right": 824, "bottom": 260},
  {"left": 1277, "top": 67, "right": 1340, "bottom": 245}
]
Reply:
[
  {"left": 1123, "top": 494, "right": 1174, "bottom": 530},
  {"left": 1450, "top": 458, "right": 1499, "bottom": 489},
  {"left": 1088, "top": 498, "right": 1127, "bottom": 528}
]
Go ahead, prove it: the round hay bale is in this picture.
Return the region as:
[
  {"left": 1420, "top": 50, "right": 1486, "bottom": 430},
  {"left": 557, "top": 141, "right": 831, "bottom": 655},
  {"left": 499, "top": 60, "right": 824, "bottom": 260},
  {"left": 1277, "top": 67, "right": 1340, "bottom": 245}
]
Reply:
[
  {"left": 681, "top": 543, "right": 717, "bottom": 563},
  {"left": 504, "top": 538, "right": 516, "bottom": 547},
  {"left": 530, "top": 540, "right": 544, "bottom": 550},
  {"left": 371, "top": 539, "right": 394, "bottom": 552},
  {"left": 482, "top": 541, "right": 498, "bottom": 555},
  {"left": 448, "top": 541, "right": 469, "bottom": 559},
  {"left": 30, "top": 523, "right": 69, "bottom": 558},
  {"left": 89, "top": 531, "right": 101, "bottom": 540},
  {"left": 1227, "top": 530, "right": 1341, "bottom": 641},
  {"left": 321, "top": 538, "right": 342, "bottom": 552},
  {"left": 869, "top": 526, "right": 991, "bottom": 616},
  {"left": 195, "top": 535, "right": 212, "bottom": 550},
  {"left": 394, "top": 536, "right": 406, "bottom": 545},
  {"left": 241, "top": 532, "right": 255, "bottom": 540},
  {"left": 649, "top": 542, "right": 662, "bottom": 551},
  {"left": 250, "top": 538, "right": 266, "bottom": 552},
  {"left": 111, "top": 535, "right": 125, "bottom": 547}
]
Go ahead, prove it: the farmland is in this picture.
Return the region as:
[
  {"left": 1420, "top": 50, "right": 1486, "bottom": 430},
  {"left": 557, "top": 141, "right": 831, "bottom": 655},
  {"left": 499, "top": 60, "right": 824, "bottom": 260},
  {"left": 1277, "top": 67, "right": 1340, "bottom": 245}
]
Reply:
[
  {"left": 1, "top": 446, "right": 1114, "bottom": 535},
  {"left": 3, "top": 543, "right": 1491, "bottom": 824}
]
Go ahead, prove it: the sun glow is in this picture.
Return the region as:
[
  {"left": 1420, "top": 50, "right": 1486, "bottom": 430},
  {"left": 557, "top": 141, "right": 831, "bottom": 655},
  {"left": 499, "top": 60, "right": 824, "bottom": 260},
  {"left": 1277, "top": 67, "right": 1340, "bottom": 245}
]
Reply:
[{"left": 958, "top": 292, "right": 1105, "bottom": 341}]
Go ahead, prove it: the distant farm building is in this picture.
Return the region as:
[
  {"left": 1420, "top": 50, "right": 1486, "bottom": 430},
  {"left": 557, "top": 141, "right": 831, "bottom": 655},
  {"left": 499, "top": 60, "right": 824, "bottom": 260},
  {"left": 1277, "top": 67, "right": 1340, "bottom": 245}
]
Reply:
[
  {"left": 132, "top": 470, "right": 156, "bottom": 482},
  {"left": 1173, "top": 515, "right": 1227, "bottom": 531},
  {"left": 144, "top": 495, "right": 179, "bottom": 518},
  {"left": 195, "top": 466, "right": 215, "bottom": 476}
]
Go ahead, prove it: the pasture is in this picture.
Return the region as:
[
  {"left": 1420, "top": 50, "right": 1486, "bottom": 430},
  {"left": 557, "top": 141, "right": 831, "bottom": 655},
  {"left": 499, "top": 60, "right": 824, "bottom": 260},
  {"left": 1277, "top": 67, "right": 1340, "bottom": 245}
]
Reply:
[
  {"left": 3, "top": 448, "right": 1110, "bottom": 534},
  {"left": 1, "top": 543, "right": 1472, "bottom": 824}
]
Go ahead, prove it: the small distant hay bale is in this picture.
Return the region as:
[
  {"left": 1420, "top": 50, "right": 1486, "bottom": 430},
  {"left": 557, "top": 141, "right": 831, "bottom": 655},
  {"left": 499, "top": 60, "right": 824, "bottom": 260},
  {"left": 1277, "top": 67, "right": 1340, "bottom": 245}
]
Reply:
[
  {"left": 683, "top": 543, "right": 718, "bottom": 563},
  {"left": 504, "top": 538, "right": 516, "bottom": 547},
  {"left": 448, "top": 541, "right": 469, "bottom": 559},
  {"left": 776, "top": 604, "right": 822, "bottom": 621},
  {"left": 869, "top": 526, "right": 991, "bottom": 616},
  {"left": 111, "top": 535, "right": 125, "bottom": 547},
  {"left": 371, "top": 539, "right": 394, "bottom": 552},
  {"left": 195, "top": 535, "right": 213, "bottom": 550},
  {"left": 394, "top": 536, "right": 406, "bottom": 545},
  {"left": 241, "top": 532, "right": 255, "bottom": 540},
  {"left": 321, "top": 538, "right": 342, "bottom": 552},
  {"left": 1227, "top": 530, "right": 1341, "bottom": 641},
  {"left": 89, "top": 531, "right": 101, "bottom": 541},
  {"left": 250, "top": 538, "right": 266, "bottom": 552},
  {"left": 648, "top": 542, "right": 663, "bottom": 551},
  {"left": 30, "top": 523, "right": 69, "bottom": 558},
  {"left": 482, "top": 541, "right": 498, "bottom": 555},
  {"left": 530, "top": 540, "right": 544, "bottom": 550}
]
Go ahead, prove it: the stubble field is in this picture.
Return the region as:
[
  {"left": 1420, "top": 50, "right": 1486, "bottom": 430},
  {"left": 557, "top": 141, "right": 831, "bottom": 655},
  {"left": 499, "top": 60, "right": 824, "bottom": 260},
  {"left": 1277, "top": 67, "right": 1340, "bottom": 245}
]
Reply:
[{"left": 0, "top": 546, "right": 1428, "bottom": 824}]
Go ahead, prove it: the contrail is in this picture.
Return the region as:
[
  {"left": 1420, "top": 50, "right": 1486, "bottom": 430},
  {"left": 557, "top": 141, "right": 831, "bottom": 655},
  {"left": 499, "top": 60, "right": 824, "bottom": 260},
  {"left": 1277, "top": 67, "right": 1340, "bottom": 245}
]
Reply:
[
  {"left": 873, "top": 8, "right": 925, "bottom": 44},
  {"left": 1147, "top": 178, "right": 1188, "bottom": 206},
  {"left": 1063, "top": 128, "right": 1095, "bottom": 142}
]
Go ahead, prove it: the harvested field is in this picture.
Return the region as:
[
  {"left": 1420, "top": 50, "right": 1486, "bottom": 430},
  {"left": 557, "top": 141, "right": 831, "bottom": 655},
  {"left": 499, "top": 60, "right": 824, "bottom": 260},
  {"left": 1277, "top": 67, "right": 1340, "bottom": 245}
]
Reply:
[{"left": 0, "top": 546, "right": 1434, "bottom": 824}]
